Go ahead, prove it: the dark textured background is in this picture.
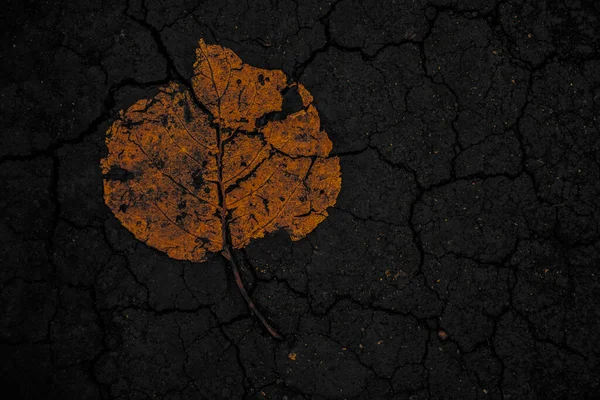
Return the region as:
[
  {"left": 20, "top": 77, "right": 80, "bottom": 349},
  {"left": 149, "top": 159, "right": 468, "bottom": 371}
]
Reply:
[{"left": 2, "top": 0, "right": 600, "bottom": 398}]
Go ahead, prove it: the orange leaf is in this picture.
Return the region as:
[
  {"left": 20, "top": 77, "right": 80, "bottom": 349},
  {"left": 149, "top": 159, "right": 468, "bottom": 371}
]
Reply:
[{"left": 101, "top": 39, "right": 341, "bottom": 263}]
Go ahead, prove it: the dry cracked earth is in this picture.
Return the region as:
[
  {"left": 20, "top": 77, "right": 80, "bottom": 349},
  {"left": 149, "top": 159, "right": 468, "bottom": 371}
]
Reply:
[{"left": 2, "top": 0, "right": 600, "bottom": 399}]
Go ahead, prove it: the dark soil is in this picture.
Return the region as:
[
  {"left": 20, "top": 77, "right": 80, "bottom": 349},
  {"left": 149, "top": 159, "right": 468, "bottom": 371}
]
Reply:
[{"left": 2, "top": 0, "right": 600, "bottom": 398}]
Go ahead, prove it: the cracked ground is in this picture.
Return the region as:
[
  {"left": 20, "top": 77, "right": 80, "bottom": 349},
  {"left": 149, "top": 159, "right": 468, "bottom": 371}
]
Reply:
[{"left": 2, "top": 0, "right": 600, "bottom": 398}]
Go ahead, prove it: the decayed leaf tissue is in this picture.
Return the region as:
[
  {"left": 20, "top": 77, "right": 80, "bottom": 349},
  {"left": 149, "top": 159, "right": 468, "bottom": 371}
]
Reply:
[
  {"left": 101, "top": 39, "right": 341, "bottom": 263},
  {"left": 101, "top": 39, "right": 341, "bottom": 337}
]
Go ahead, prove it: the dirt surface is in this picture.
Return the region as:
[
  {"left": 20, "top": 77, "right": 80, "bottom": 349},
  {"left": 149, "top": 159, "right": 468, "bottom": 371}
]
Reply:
[{"left": 2, "top": 0, "right": 600, "bottom": 398}]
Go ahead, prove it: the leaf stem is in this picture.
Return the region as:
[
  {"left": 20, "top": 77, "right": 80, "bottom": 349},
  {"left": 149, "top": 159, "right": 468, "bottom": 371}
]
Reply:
[
  {"left": 209, "top": 64, "right": 281, "bottom": 338},
  {"left": 222, "top": 246, "right": 283, "bottom": 339}
]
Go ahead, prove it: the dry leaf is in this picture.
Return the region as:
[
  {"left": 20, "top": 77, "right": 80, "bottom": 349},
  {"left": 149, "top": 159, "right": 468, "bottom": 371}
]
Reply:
[
  {"left": 100, "top": 39, "right": 341, "bottom": 338},
  {"left": 101, "top": 39, "right": 341, "bottom": 262}
]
